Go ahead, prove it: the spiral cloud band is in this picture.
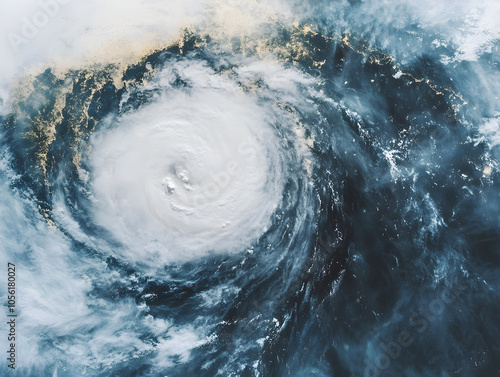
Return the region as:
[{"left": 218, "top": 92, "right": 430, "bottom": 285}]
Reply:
[{"left": 89, "top": 59, "right": 307, "bottom": 264}]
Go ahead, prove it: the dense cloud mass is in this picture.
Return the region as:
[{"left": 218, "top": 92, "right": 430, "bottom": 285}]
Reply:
[{"left": 0, "top": 0, "right": 499, "bottom": 376}]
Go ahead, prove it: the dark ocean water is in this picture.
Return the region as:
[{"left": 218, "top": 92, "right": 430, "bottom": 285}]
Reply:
[{"left": 1, "top": 6, "right": 499, "bottom": 377}]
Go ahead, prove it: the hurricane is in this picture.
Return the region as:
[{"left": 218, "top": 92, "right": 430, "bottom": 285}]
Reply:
[{"left": 0, "top": 0, "right": 499, "bottom": 376}]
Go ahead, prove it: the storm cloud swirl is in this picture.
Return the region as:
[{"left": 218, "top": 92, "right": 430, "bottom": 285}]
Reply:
[{"left": 0, "top": 0, "right": 499, "bottom": 376}]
